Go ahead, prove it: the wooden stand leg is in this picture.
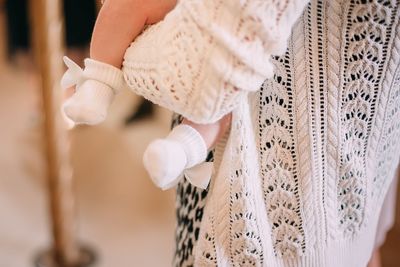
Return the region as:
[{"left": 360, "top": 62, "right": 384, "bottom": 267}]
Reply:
[{"left": 29, "top": 0, "right": 96, "bottom": 266}]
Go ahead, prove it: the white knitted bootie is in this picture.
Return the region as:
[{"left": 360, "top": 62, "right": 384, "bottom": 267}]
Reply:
[
  {"left": 143, "top": 125, "right": 207, "bottom": 190},
  {"left": 61, "top": 57, "right": 125, "bottom": 125},
  {"left": 63, "top": 80, "right": 114, "bottom": 125}
]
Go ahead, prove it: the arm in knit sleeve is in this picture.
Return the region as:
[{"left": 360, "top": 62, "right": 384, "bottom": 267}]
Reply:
[{"left": 122, "top": 0, "right": 309, "bottom": 124}]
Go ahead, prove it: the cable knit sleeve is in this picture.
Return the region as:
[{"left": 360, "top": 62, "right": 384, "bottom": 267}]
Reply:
[{"left": 122, "top": 0, "right": 309, "bottom": 124}]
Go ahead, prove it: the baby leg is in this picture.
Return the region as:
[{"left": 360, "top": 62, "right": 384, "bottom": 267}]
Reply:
[
  {"left": 63, "top": 1, "right": 146, "bottom": 124},
  {"left": 64, "top": 0, "right": 176, "bottom": 124},
  {"left": 143, "top": 114, "right": 231, "bottom": 190}
]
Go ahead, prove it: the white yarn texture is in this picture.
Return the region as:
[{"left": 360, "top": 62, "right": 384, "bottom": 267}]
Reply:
[
  {"left": 123, "top": 0, "right": 400, "bottom": 266},
  {"left": 123, "top": 0, "right": 306, "bottom": 124}
]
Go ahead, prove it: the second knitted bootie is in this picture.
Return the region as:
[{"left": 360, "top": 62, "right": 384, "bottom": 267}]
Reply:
[{"left": 143, "top": 125, "right": 208, "bottom": 190}]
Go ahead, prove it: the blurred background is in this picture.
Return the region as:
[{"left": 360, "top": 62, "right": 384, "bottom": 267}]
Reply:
[
  {"left": 0, "top": 0, "right": 176, "bottom": 266},
  {"left": 0, "top": 0, "right": 398, "bottom": 267}
]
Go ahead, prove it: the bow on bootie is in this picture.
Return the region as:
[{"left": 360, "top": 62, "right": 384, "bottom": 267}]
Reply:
[
  {"left": 182, "top": 162, "right": 214, "bottom": 190},
  {"left": 60, "top": 56, "right": 85, "bottom": 90},
  {"left": 160, "top": 162, "right": 213, "bottom": 191}
]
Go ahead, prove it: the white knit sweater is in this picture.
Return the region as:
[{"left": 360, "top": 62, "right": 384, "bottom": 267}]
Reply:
[{"left": 123, "top": 0, "right": 400, "bottom": 266}]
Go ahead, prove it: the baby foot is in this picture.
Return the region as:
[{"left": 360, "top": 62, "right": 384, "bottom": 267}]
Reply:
[
  {"left": 63, "top": 79, "right": 114, "bottom": 125},
  {"left": 60, "top": 56, "right": 125, "bottom": 125},
  {"left": 143, "top": 125, "right": 208, "bottom": 190},
  {"left": 143, "top": 139, "right": 187, "bottom": 190}
]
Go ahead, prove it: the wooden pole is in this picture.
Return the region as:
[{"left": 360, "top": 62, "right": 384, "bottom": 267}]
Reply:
[{"left": 29, "top": 0, "right": 85, "bottom": 266}]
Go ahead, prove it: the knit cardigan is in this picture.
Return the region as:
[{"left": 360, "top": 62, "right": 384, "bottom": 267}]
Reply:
[{"left": 122, "top": 0, "right": 400, "bottom": 266}]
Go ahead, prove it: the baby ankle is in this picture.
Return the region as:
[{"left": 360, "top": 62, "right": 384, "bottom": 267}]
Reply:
[{"left": 167, "top": 124, "right": 208, "bottom": 168}]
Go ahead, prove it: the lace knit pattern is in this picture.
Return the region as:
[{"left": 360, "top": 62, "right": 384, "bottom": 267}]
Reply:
[
  {"left": 123, "top": 0, "right": 306, "bottom": 124},
  {"left": 257, "top": 54, "right": 305, "bottom": 257},
  {"left": 194, "top": 100, "right": 266, "bottom": 267},
  {"left": 369, "top": 4, "right": 400, "bottom": 212},
  {"left": 337, "top": 0, "right": 400, "bottom": 236},
  {"left": 120, "top": 0, "right": 400, "bottom": 266}
]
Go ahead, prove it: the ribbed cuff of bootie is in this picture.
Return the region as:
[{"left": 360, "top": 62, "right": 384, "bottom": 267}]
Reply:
[
  {"left": 168, "top": 125, "right": 208, "bottom": 169},
  {"left": 83, "top": 58, "right": 125, "bottom": 94}
]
